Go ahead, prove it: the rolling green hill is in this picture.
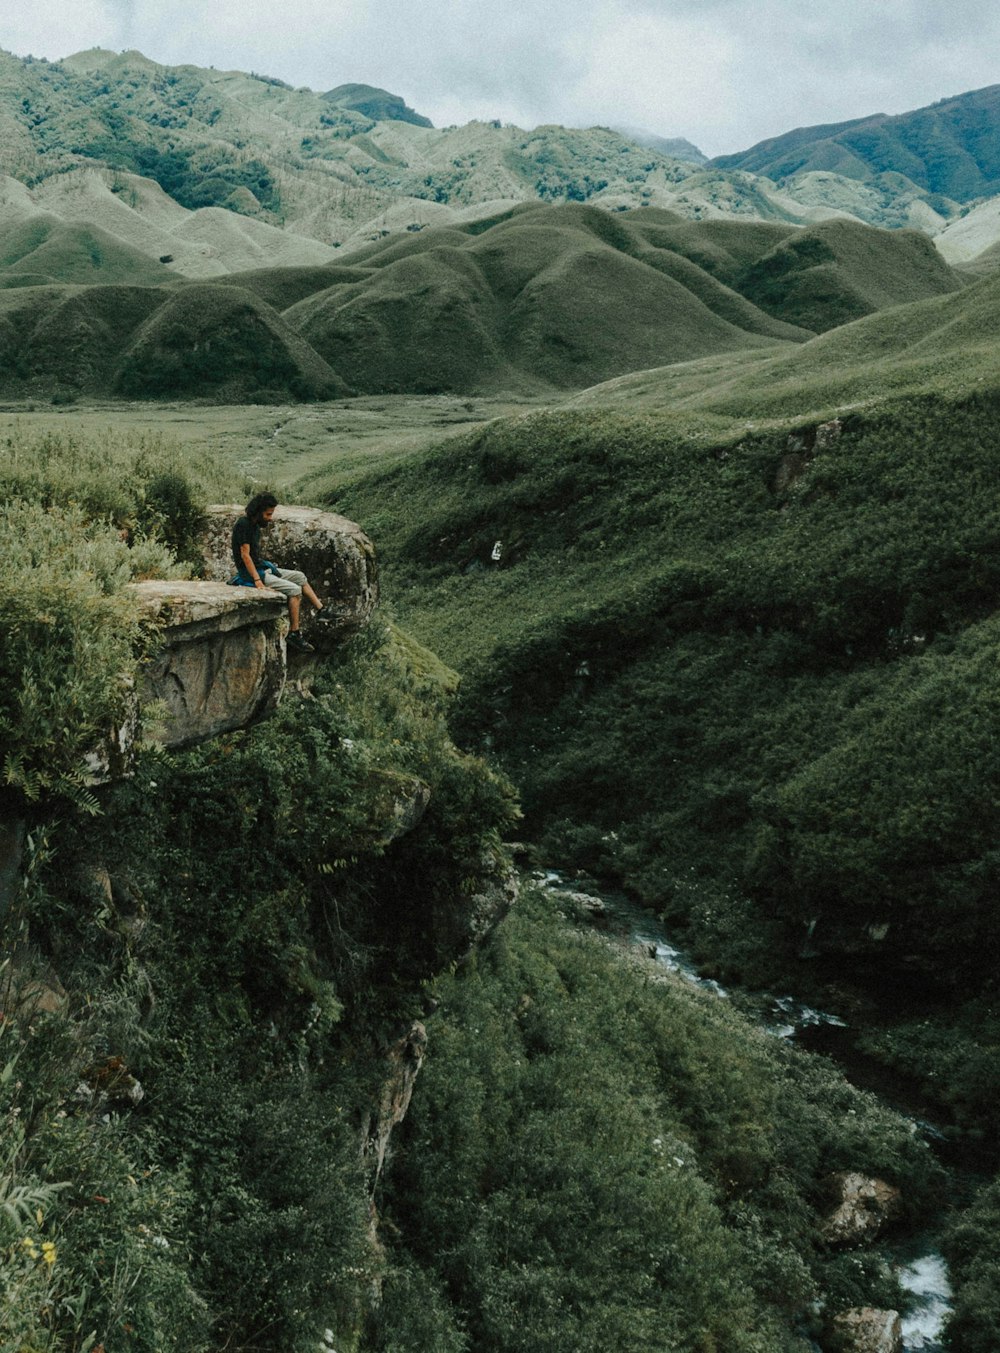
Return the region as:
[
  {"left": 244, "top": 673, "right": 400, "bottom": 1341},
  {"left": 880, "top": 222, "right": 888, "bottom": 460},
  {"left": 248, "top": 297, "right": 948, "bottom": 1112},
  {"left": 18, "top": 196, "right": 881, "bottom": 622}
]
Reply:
[
  {"left": 0, "top": 201, "right": 970, "bottom": 399},
  {"left": 731, "top": 217, "right": 963, "bottom": 331},
  {"left": 284, "top": 205, "right": 807, "bottom": 394},
  {"left": 0, "top": 279, "right": 344, "bottom": 400},
  {"left": 572, "top": 265, "right": 1000, "bottom": 419},
  {"left": 0, "top": 214, "right": 175, "bottom": 286}
]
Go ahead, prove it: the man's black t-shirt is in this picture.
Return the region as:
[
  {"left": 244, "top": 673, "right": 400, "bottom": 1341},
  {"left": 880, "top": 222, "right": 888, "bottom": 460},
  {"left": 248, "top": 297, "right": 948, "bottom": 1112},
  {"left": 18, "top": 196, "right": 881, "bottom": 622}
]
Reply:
[{"left": 231, "top": 515, "right": 262, "bottom": 579}]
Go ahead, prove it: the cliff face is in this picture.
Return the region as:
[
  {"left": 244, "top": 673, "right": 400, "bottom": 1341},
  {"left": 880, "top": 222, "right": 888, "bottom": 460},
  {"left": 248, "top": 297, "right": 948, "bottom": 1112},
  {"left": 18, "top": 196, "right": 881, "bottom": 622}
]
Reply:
[{"left": 1, "top": 492, "right": 519, "bottom": 1353}]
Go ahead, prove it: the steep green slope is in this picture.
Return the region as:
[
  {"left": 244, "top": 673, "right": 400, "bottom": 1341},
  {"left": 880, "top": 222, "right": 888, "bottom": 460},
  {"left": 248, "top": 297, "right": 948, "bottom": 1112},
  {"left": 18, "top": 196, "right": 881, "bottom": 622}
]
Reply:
[
  {"left": 379, "top": 887, "right": 936, "bottom": 1353},
  {"left": 713, "top": 84, "right": 1000, "bottom": 202},
  {"left": 304, "top": 339, "right": 1000, "bottom": 1004},
  {"left": 733, "top": 218, "right": 963, "bottom": 331},
  {"left": 574, "top": 266, "right": 1000, "bottom": 418},
  {"left": 0, "top": 280, "right": 345, "bottom": 400}
]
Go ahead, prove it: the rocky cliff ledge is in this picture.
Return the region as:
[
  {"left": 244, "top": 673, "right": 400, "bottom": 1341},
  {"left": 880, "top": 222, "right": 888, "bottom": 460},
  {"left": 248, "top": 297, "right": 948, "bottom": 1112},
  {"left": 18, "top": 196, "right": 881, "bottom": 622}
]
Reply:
[
  {"left": 84, "top": 504, "right": 379, "bottom": 777},
  {"left": 130, "top": 580, "right": 289, "bottom": 749},
  {"left": 201, "top": 503, "right": 379, "bottom": 645}
]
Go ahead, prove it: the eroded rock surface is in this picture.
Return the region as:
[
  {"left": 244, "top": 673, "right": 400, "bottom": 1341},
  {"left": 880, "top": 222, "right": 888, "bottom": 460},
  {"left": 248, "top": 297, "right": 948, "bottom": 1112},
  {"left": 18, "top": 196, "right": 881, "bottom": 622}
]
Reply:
[
  {"left": 129, "top": 580, "right": 288, "bottom": 748},
  {"left": 832, "top": 1306, "right": 902, "bottom": 1353},
  {"left": 822, "top": 1172, "right": 902, "bottom": 1246}
]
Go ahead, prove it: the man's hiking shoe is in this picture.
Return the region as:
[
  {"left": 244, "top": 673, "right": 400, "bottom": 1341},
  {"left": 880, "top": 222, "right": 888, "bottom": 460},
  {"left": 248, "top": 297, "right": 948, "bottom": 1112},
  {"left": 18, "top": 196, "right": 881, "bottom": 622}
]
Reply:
[{"left": 287, "top": 631, "right": 315, "bottom": 653}]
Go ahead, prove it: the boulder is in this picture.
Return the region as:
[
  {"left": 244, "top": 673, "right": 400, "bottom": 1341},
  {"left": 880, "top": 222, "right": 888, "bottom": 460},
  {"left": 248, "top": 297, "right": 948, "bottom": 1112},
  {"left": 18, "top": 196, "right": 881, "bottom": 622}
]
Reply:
[
  {"left": 128, "top": 580, "right": 288, "bottom": 750},
  {"left": 465, "top": 852, "right": 520, "bottom": 950},
  {"left": 822, "top": 1172, "right": 902, "bottom": 1246},
  {"left": 367, "top": 770, "right": 432, "bottom": 845},
  {"left": 201, "top": 503, "right": 378, "bottom": 645},
  {"left": 0, "top": 956, "right": 68, "bottom": 1019},
  {"left": 831, "top": 1307, "right": 902, "bottom": 1353}
]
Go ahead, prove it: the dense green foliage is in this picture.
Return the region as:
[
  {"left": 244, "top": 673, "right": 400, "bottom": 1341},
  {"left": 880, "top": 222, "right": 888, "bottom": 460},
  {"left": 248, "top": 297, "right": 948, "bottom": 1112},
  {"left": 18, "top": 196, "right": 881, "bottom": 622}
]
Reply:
[
  {"left": 130, "top": 144, "right": 280, "bottom": 214},
  {"left": 942, "top": 1174, "right": 1000, "bottom": 1351},
  {"left": 0, "top": 427, "right": 233, "bottom": 812},
  {"left": 0, "top": 421, "right": 522, "bottom": 1347},
  {"left": 2, "top": 617, "right": 519, "bottom": 1350},
  {"left": 295, "top": 308, "right": 1000, "bottom": 1344},
  {"left": 3, "top": 418, "right": 966, "bottom": 1351},
  {"left": 375, "top": 888, "right": 938, "bottom": 1351}
]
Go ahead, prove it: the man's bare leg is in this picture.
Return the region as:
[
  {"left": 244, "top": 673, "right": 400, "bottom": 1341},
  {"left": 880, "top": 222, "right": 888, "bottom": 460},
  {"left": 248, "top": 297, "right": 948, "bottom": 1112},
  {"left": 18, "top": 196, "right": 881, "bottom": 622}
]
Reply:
[{"left": 288, "top": 594, "right": 301, "bottom": 630}]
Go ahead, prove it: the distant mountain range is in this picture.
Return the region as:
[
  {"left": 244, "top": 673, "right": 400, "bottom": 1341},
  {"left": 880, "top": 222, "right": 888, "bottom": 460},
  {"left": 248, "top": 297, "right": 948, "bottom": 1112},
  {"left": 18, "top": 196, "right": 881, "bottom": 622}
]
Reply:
[
  {"left": 2, "top": 46, "right": 1000, "bottom": 267},
  {"left": 713, "top": 85, "right": 1000, "bottom": 204},
  {"left": 0, "top": 46, "right": 998, "bottom": 402}
]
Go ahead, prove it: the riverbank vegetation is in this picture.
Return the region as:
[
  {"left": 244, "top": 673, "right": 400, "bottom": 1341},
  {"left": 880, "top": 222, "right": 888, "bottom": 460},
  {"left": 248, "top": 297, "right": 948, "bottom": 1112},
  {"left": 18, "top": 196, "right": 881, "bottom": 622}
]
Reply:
[{"left": 375, "top": 885, "right": 940, "bottom": 1352}]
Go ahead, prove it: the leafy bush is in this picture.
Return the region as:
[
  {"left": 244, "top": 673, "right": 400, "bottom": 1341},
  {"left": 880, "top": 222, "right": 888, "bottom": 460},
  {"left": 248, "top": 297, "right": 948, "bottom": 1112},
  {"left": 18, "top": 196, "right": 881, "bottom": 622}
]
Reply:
[{"left": 0, "top": 429, "right": 233, "bottom": 816}]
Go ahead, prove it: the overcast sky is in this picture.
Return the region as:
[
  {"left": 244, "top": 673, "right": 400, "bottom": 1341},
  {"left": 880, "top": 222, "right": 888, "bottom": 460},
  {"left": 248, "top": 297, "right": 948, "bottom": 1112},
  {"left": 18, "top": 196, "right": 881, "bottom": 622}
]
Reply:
[{"left": 3, "top": 0, "right": 998, "bottom": 156}]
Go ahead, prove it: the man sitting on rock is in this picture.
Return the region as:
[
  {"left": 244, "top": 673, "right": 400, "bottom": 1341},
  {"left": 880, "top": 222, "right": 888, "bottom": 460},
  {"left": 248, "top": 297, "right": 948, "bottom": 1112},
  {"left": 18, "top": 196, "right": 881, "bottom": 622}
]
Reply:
[{"left": 231, "top": 493, "right": 327, "bottom": 653}]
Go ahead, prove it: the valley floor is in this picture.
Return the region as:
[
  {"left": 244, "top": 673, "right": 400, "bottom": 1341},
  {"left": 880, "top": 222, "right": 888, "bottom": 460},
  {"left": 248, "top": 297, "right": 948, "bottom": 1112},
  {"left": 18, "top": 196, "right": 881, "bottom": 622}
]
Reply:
[{"left": 0, "top": 393, "right": 550, "bottom": 487}]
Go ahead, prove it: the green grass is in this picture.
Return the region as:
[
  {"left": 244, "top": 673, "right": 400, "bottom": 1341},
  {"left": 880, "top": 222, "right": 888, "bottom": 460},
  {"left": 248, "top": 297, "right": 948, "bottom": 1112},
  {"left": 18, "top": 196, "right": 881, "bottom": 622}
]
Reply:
[
  {"left": 0, "top": 216, "right": 176, "bottom": 287},
  {"left": 0, "top": 200, "right": 969, "bottom": 400},
  {"left": 734, "top": 218, "right": 962, "bottom": 332},
  {"left": 301, "top": 371, "right": 1000, "bottom": 997}
]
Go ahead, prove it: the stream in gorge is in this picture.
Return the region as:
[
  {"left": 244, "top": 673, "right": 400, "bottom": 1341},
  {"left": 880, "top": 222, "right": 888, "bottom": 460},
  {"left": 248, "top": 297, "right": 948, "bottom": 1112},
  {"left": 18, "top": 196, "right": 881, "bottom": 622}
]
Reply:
[{"left": 535, "top": 871, "right": 972, "bottom": 1353}]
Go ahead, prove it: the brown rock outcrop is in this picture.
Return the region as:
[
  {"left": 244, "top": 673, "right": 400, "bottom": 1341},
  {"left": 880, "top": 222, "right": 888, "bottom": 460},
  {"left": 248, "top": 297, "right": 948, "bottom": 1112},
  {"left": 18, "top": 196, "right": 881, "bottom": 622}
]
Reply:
[
  {"left": 832, "top": 1306, "right": 902, "bottom": 1353},
  {"left": 129, "top": 580, "right": 288, "bottom": 749},
  {"left": 821, "top": 1172, "right": 902, "bottom": 1246}
]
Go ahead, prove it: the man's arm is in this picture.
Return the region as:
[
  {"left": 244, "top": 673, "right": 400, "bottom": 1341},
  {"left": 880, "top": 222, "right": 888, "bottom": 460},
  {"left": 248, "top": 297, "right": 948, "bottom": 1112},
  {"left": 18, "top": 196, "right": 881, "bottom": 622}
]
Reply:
[{"left": 240, "top": 542, "right": 267, "bottom": 590}]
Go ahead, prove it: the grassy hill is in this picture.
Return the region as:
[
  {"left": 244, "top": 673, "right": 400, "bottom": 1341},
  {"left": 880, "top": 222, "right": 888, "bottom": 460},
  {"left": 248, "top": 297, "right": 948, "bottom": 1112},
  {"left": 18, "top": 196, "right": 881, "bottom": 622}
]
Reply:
[
  {"left": 0, "top": 279, "right": 345, "bottom": 400},
  {"left": 579, "top": 266, "right": 1000, "bottom": 419},
  {"left": 296, "top": 270, "right": 1000, "bottom": 1010},
  {"left": 0, "top": 201, "right": 970, "bottom": 399},
  {"left": 283, "top": 205, "right": 809, "bottom": 395},
  {"left": 0, "top": 214, "right": 175, "bottom": 286},
  {"left": 713, "top": 84, "right": 1000, "bottom": 203},
  {"left": 731, "top": 217, "right": 963, "bottom": 331}
]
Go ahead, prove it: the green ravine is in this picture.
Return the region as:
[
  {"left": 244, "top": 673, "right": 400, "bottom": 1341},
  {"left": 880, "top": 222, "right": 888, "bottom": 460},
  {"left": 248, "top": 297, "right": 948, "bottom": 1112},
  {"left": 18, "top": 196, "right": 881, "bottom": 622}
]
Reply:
[{"left": 3, "top": 83, "right": 1000, "bottom": 1342}]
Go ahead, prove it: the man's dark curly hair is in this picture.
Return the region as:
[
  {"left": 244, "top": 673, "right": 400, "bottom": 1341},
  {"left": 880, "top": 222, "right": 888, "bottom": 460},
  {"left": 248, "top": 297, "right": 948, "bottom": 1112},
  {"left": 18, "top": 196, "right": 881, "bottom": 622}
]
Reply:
[{"left": 245, "top": 492, "right": 279, "bottom": 521}]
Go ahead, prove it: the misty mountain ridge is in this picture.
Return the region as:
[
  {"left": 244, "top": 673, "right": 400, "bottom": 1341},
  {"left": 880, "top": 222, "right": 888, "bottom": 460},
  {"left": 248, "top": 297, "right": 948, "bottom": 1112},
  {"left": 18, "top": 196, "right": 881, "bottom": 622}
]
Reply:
[{"left": 4, "top": 45, "right": 1000, "bottom": 267}]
